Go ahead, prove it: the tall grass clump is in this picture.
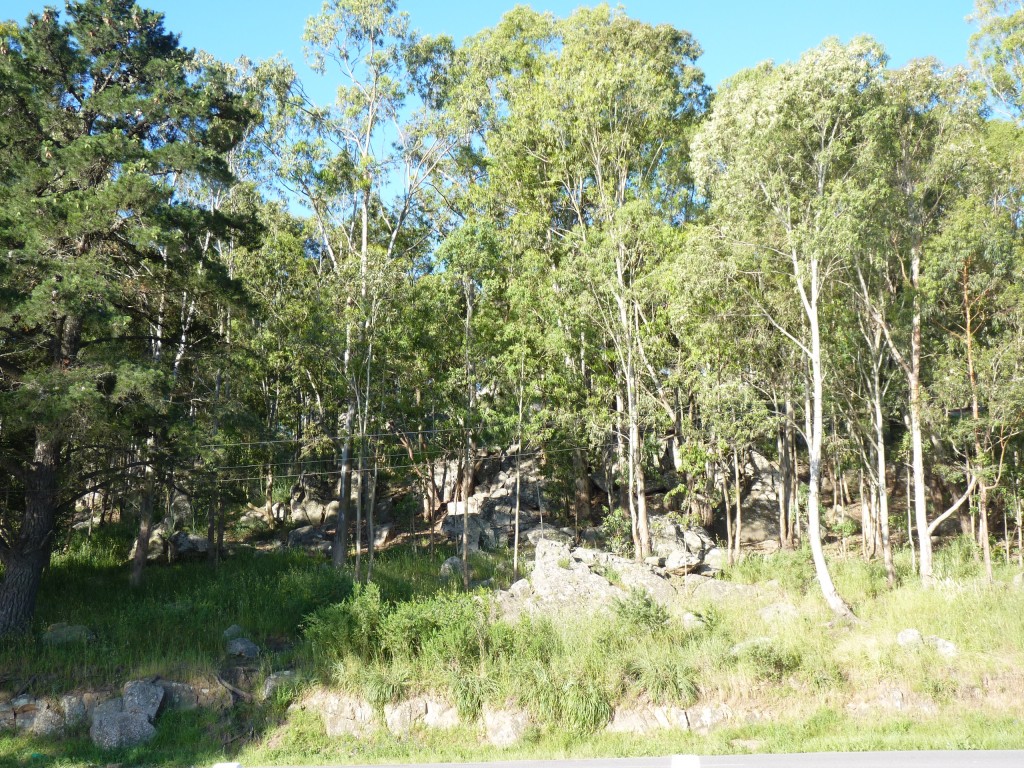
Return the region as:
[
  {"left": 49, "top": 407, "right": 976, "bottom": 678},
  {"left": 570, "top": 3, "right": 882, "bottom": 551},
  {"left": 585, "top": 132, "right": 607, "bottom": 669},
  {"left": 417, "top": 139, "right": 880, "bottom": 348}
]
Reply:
[{"left": 726, "top": 548, "right": 814, "bottom": 592}]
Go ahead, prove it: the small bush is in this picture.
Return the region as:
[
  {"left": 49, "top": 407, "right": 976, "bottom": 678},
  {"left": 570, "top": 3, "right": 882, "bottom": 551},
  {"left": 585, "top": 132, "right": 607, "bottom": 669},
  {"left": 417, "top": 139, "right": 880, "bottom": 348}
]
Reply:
[
  {"left": 599, "top": 507, "right": 633, "bottom": 557},
  {"left": 303, "top": 582, "right": 384, "bottom": 667},
  {"left": 612, "top": 588, "right": 669, "bottom": 632},
  {"left": 734, "top": 639, "right": 802, "bottom": 681},
  {"left": 519, "top": 663, "right": 611, "bottom": 734}
]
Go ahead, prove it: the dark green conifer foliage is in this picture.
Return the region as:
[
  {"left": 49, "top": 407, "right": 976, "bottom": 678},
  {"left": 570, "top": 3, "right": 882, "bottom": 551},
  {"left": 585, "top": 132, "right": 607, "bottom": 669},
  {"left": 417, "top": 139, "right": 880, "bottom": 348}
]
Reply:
[{"left": 0, "top": 0, "right": 251, "bottom": 634}]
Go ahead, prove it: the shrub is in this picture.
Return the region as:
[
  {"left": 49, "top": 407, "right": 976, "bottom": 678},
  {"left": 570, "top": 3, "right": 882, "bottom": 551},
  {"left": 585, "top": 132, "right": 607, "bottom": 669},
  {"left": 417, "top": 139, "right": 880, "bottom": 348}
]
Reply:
[
  {"left": 599, "top": 507, "right": 633, "bottom": 557},
  {"left": 734, "top": 638, "right": 802, "bottom": 681},
  {"left": 613, "top": 588, "right": 669, "bottom": 632},
  {"left": 303, "top": 582, "right": 384, "bottom": 668}
]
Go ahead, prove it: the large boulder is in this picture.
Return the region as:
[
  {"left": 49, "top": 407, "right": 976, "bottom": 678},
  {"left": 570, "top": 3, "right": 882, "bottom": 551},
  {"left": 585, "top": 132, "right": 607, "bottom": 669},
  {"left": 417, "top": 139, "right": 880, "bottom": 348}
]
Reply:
[
  {"left": 524, "top": 524, "right": 573, "bottom": 546},
  {"left": 167, "top": 531, "right": 209, "bottom": 562},
  {"left": 227, "top": 637, "right": 261, "bottom": 659},
  {"left": 89, "top": 682, "right": 165, "bottom": 750},
  {"left": 287, "top": 525, "right": 325, "bottom": 549},
  {"left": 90, "top": 708, "right": 156, "bottom": 750},
  {"left": 122, "top": 680, "right": 164, "bottom": 720}
]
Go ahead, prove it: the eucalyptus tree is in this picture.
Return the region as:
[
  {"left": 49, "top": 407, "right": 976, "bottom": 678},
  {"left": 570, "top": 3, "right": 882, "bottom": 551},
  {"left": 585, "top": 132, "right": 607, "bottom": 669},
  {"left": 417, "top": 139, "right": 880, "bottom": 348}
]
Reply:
[
  {"left": 0, "top": 0, "right": 251, "bottom": 633},
  {"left": 252, "top": 0, "right": 455, "bottom": 572},
  {"left": 855, "top": 61, "right": 983, "bottom": 584},
  {"left": 436, "top": 6, "right": 707, "bottom": 559},
  {"left": 924, "top": 122, "right": 1024, "bottom": 578},
  {"left": 971, "top": 0, "right": 1024, "bottom": 120},
  {"left": 692, "top": 39, "right": 889, "bottom": 618}
]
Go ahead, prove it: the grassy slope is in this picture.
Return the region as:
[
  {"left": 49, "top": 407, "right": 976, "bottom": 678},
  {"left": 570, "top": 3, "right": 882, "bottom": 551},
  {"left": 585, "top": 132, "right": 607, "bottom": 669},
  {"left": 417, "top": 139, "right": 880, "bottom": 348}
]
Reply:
[{"left": 1, "top": 524, "right": 1023, "bottom": 767}]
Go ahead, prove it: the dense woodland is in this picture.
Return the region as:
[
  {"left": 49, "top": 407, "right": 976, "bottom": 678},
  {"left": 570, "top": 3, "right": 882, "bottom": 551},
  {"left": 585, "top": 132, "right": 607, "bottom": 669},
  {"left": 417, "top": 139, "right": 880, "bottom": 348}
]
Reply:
[{"left": 2, "top": 0, "right": 1024, "bottom": 636}]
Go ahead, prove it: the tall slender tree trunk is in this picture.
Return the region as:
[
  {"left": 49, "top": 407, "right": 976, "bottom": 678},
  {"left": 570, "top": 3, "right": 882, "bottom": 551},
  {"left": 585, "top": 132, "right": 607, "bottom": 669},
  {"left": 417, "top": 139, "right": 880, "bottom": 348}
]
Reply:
[
  {"left": 872, "top": 365, "right": 895, "bottom": 585},
  {"left": 806, "top": 267, "right": 855, "bottom": 619},
  {"left": 733, "top": 446, "right": 743, "bottom": 562},
  {"left": 907, "top": 248, "right": 932, "bottom": 583}
]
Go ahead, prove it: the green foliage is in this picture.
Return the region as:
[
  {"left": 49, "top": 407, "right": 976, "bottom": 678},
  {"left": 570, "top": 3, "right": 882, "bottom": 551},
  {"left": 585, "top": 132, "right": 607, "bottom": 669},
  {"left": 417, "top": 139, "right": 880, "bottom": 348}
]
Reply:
[
  {"left": 599, "top": 507, "right": 634, "bottom": 558},
  {"left": 612, "top": 588, "right": 670, "bottom": 633}
]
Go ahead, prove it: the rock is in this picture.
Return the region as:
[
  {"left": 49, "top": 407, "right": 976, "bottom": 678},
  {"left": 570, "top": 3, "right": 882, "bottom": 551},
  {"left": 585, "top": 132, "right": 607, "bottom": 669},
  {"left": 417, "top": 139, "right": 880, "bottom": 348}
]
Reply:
[
  {"left": 223, "top": 624, "right": 244, "bottom": 640},
  {"left": 606, "top": 704, "right": 688, "bottom": 733},
  {"left": 439, "top": 556, "right": 465, "bottom": 582},
  {"left": 665, "top": 549, "right": 701, "bottom": 573},
  {"left": 441, "top": 513, "right": 485, "bottom": 552},
  {"left": 122, "top": 681, "right": 164, "bottom": 720},
  {"left": 689, "top": 702, "right": 734, "bottom": 734},
  {"left": 26, "top": 704, "right": 64, "bottom": 736},
  {"left": 90, "top": 709, "right": 156, "bottom": 750},
  {"left": 373, "top": 523, "right": 394, "bottom": 548},
  {"left": 167, "top": 531, "right": 209, "bottom": 562},
  {"left": 508, "top": 578, "right": 532, "bottom": 598},
  {"left": 262, "top": 671, "right": 299, "bottom": 700},
  {"left": 483, "top": 707, "right": 531, "bottom": 746},
  {"left": 681, "top": 612, "right": 705, "bottom": 631},
  {"left": 42, "top": 622, "right": 95, "bottom": 645},
  {"left": 384, "top": 697, "right": 427, "bottom": 735},
  {"left": 227, "top": 637, "right": 260, "bottom": 659},
  {"left": 926, "top": 635, "right": 957, "bottom": 659},
  {"left": 701, "top": 546, "right": 727, "bottom": 572},
  {"left": 60, "top": 694, "right": 87, "bottom": 727},
  {"left": 287, "top": 525, "right": 325, "bottom": 549},
  {"left": 644, "top": 556, "right": 665, "bottom": 567},
  {"left": 157, "top": 681, "right": 199, "bottom": 711},
  {"left": 525, "top": 524, "right": 572, "bottom": 546},
  {"left": 302, "top": 691, "right": 375, "bottom": 738},
  {"left": 896, "top": 628, "right": 924, "bottom": 648},
  {"left": 129, "top": 524, "right": 169, "bottom": 563},
  {"left": 422, "top": 698, "right": 459, "bottom": 729},
  {"left": 0, "top": 702, "right": 13, "bottom": 731}
]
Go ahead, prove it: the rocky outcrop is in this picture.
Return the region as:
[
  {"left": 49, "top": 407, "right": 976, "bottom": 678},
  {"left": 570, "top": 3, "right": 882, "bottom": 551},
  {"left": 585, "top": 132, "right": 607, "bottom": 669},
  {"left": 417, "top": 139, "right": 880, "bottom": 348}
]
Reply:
[
  {"left": 494, "top": 532, "right": 736, "bottom": 620},
  {"left": 437, "top": 452, "right": 545, "bottom": 552}
]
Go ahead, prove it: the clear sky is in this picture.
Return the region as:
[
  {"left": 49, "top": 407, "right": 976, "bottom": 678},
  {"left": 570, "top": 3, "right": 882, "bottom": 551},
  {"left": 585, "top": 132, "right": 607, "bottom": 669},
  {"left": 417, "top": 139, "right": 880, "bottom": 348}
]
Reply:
[{"left": 5, "top": 1, "right": 977, "bottom": 100}]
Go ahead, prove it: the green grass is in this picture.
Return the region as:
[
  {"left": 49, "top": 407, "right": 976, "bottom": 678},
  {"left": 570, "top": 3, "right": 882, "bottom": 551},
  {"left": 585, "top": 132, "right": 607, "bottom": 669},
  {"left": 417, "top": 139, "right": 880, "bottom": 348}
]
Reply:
[{"left": 2, "top": 521, "right": 1024, "bottom": 766}]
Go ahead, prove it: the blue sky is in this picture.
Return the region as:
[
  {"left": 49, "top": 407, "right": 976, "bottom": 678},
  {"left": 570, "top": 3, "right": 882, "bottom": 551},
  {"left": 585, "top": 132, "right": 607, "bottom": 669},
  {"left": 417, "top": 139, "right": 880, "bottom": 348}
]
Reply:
[{"left": 5, "top": 1, "right": 977, "bottom": 98}]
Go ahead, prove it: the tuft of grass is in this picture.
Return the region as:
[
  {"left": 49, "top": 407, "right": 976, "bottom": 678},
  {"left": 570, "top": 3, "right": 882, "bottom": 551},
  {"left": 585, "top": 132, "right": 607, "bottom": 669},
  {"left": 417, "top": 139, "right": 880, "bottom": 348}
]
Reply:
[
  {"left": 618, "top": 650, "right": 699, "bottom": 705},
  {"left": 612, "top": 588, "right": 669, "bottom": 632}
]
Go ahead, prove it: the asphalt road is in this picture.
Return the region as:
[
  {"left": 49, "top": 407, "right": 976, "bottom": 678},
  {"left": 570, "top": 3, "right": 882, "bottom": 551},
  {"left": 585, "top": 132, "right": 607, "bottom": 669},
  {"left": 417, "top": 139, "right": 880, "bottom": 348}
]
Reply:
[{"left": 233, "top": 751, "right": 1024, "bottom": 768}]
